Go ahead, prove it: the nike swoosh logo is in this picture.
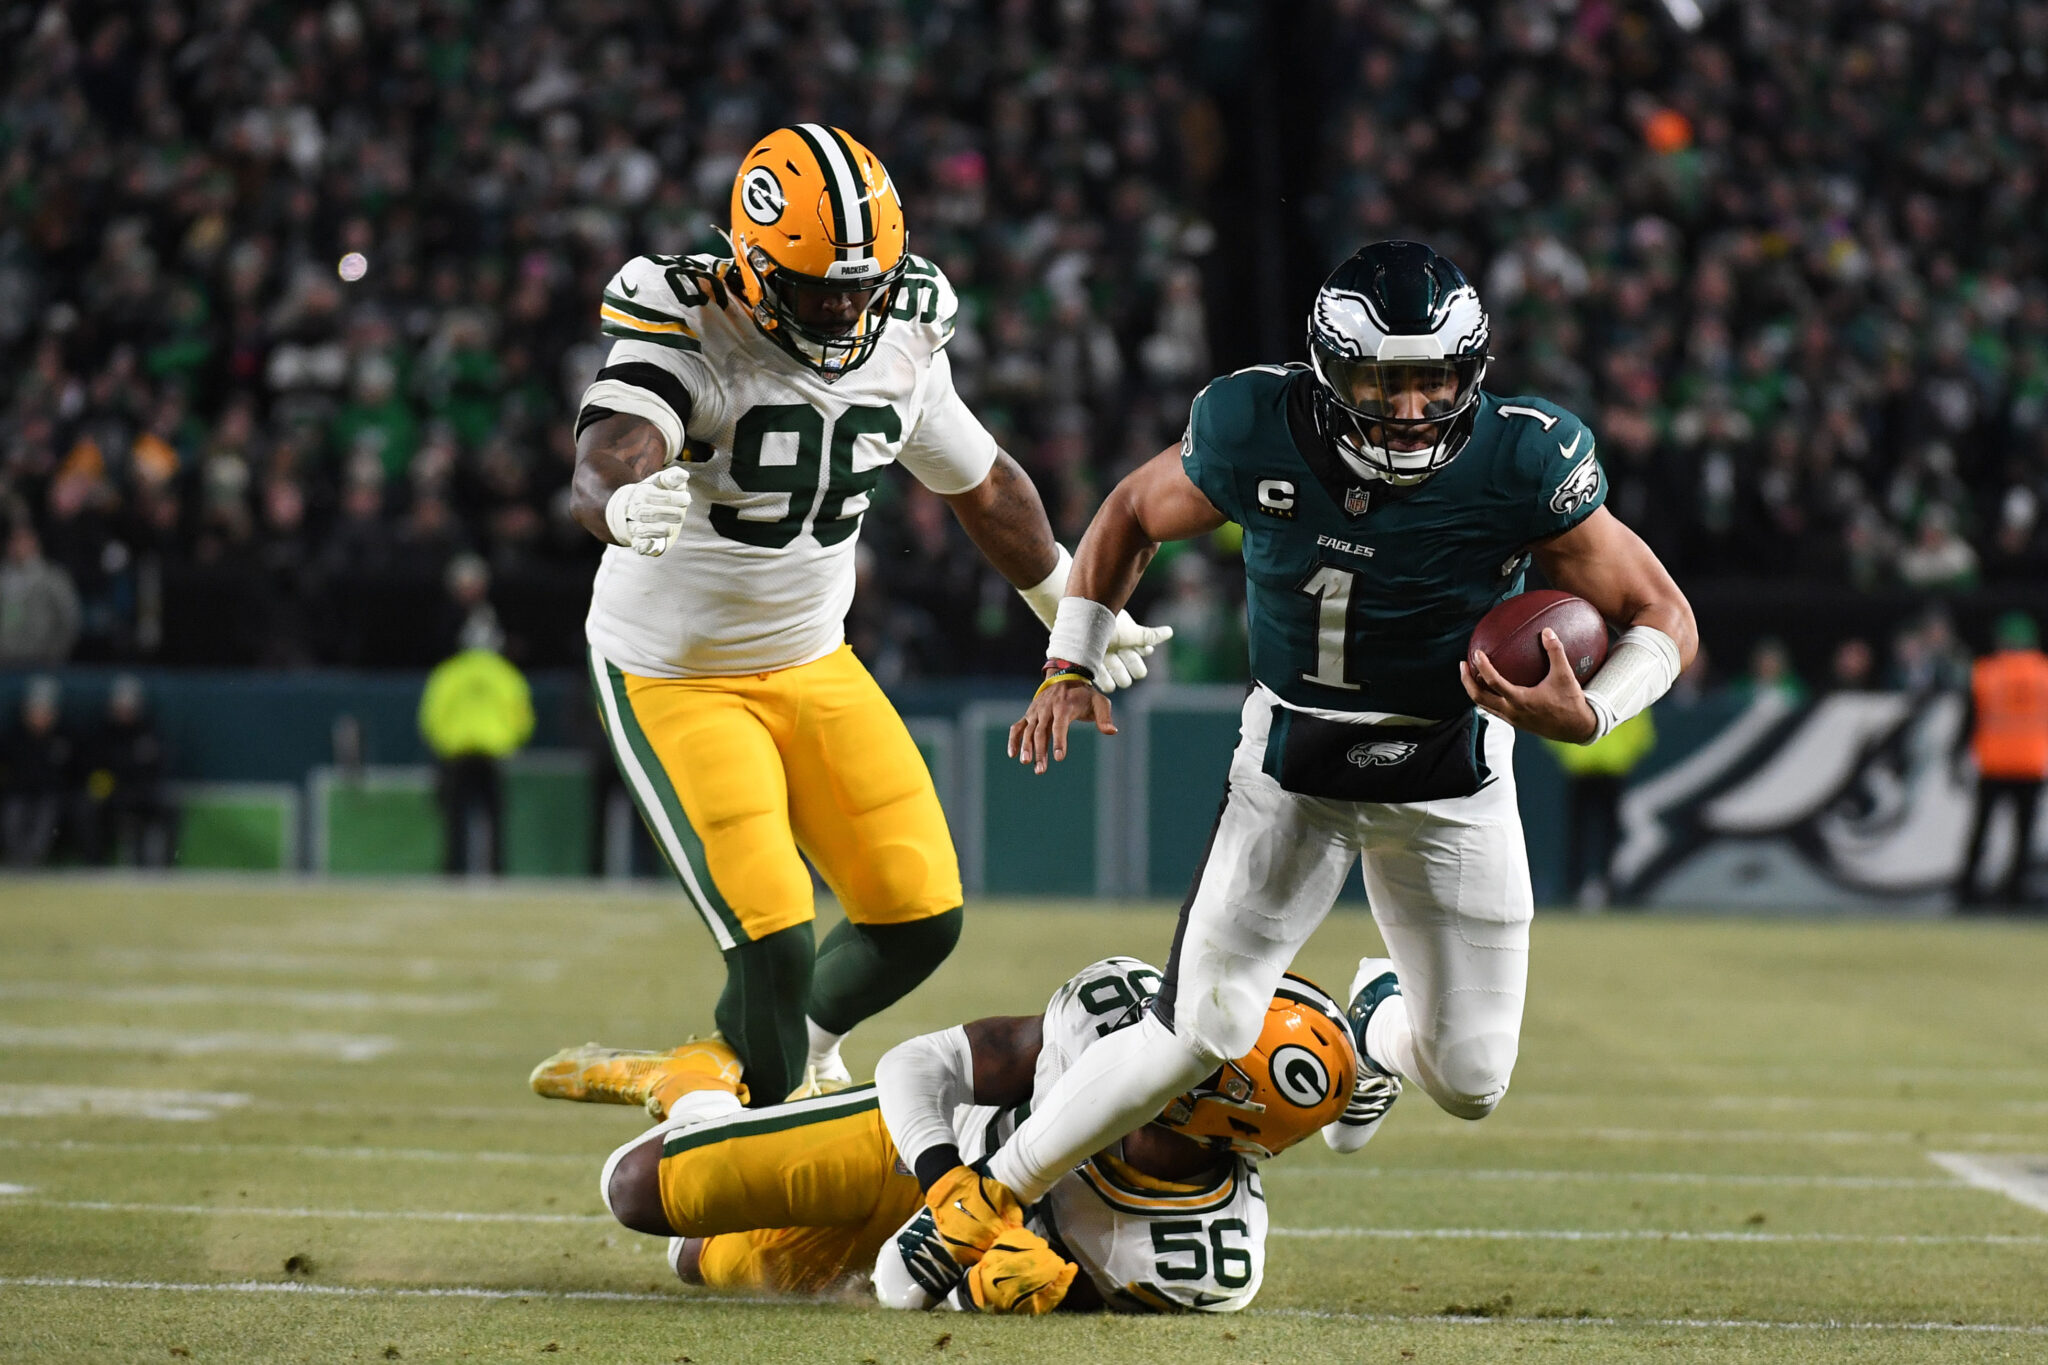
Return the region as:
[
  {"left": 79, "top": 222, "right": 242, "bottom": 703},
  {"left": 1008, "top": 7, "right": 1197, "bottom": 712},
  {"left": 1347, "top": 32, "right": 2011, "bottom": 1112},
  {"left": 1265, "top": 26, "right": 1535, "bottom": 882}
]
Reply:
[
  {"left": 1558, "top": 431, "right": 1583, "bottom": 461},
  {"left": 621, "top": 282, "right": 639, "bottom": 296},
  {"left": 989, "top": 1274, "right": 1020, "bottom": 1288}
]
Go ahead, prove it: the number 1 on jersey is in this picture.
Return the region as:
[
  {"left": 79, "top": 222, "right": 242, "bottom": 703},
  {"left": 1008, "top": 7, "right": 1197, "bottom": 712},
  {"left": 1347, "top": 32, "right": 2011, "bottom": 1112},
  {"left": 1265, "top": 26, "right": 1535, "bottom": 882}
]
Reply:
[{"left": 1299, "top": 565, "right": 1362, "bottom": 691}]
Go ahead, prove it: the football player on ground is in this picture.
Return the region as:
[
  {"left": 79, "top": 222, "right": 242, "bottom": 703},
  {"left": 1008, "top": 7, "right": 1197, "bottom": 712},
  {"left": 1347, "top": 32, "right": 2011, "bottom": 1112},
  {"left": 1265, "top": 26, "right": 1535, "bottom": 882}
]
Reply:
[
  {"left": 993, "top": 241, "right": 1698, "bottom": 1212},
  {"left": 533, "top": 957, "right": 1355, "bottom": 1314},
  {"left": 565, "top": 125, "right": 1167, "bottom": 1104}
]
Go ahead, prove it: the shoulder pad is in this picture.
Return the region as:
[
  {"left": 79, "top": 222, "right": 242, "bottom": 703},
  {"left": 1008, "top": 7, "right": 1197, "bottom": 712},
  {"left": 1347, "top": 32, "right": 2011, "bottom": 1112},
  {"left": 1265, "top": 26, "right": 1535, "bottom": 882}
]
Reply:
[
  {"left": 599, "top": 255, "right": 733, "bottom": 350},
  {"left": 1191, "top": 364, "right": 1295, "bottom": 451},
  {"left": 888, "top": 254, "right": 961, "bottom": 351},
  {"left": 1491, "top": 396, "right": 1591, "bottom": 457},
  {"left": 1493, "top": 395, "right": 1603, "bottom": 518}
]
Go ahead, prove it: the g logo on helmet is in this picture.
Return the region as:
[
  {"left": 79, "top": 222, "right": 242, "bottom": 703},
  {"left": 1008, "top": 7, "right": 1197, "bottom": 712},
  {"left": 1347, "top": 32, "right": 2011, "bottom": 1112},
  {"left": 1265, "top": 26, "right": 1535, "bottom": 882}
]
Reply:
[
  {"left": 741, "top": 167, "right": 786, "bottom": 225},
  {"left": 1268, "top": 1044, "right": 1331, "bottom": 1107}
]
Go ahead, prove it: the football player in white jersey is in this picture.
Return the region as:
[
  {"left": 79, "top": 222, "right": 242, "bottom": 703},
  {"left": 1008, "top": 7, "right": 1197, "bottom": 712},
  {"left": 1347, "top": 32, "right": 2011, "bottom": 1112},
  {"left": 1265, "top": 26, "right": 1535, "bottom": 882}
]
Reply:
[
  {"left": 560, "top": 125, "right": 1167, "bottom": 1105},
  {"left": 543, "top": 958, "right": 1355, "bottom": 1314}
]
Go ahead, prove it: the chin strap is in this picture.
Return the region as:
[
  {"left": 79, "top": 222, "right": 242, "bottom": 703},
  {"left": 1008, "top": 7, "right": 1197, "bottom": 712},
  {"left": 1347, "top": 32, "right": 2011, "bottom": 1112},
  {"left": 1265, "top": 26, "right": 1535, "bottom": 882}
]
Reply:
[{"left": 1580, "top": 625, "right": 1682, "bottom": 743}]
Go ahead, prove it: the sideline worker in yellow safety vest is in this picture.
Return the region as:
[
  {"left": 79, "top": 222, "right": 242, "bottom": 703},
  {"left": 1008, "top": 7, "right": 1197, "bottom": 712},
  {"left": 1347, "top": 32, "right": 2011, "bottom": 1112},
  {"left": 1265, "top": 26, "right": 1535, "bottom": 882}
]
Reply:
[
  {"left": 1955, "top": 612, "right": 2048, "bottom": 910},
  {"left": 419, "top": 645, "right": 533, "bottom": 875},
  {"left": 1546, "top": 710, "right": 1656, "bottom": 908}
]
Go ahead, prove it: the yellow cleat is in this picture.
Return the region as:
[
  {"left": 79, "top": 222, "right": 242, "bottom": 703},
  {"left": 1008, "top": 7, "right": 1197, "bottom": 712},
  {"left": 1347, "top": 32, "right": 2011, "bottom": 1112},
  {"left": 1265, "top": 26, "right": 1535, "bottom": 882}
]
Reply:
[{"left": 529, "top": 1037, "right": 749, "bottom": 1117}]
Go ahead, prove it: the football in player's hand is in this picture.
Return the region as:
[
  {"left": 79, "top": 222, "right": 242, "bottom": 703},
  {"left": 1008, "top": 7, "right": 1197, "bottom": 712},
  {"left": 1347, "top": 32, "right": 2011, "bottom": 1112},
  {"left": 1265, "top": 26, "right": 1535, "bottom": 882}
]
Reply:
[{"left": 1469, "top": 590, "right": 1608, "bottom": 688}]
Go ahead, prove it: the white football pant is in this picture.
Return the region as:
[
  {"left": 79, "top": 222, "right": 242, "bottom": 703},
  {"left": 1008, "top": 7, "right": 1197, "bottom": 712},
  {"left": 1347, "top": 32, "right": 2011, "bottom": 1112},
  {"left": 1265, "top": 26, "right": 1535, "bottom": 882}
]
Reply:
[{"left": 989, "top": 687, "right": 1533, "bottom": 1204}]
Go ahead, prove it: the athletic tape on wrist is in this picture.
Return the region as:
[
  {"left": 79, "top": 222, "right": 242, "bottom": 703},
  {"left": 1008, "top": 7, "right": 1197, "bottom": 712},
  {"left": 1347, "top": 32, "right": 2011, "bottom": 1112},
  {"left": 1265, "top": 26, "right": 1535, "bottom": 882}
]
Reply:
[
  {"left": 1580, "top": 625, "right": 1682, "bottom": 742},
  {"left": 1016, "top": 545, "right": 1074, "bottom": 631},
  {"left": 1046, "top": 596, "right": 1116, "bottom": 680}
]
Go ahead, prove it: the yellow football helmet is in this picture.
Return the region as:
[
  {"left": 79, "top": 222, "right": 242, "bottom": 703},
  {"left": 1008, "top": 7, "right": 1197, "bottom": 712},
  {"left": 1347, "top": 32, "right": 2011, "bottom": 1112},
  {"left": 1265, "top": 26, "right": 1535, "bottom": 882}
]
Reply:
[
  {"left": 1156, "top": 975, "right": 1360, "bottom": 1159},
  {"left": 729, "top": 124, "right": 908, "bottom": 380}
]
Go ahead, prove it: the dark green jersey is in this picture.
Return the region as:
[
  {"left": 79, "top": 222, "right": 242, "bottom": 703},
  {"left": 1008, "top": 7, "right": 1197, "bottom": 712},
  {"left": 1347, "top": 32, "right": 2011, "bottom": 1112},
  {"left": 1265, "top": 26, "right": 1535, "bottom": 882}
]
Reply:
[{"left": 1179, "top": 366, "right": 1606, "bottom": 719}]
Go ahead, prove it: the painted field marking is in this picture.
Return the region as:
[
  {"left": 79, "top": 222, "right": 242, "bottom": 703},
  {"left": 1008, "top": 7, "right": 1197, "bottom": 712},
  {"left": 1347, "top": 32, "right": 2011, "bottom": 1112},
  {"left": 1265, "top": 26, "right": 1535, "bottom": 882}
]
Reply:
[
  {"left": 0, "top": 1278, "right": 2044, "bottom": 1336},
  {"left": 1271, "top": 1226, "right": 2048, "bottom": 1246},
  {"left": 2, "top": 1200, "right": 610, "bottom": 1225},
  {"left": 0, "top": 1024, "right": 394, "bottom": 1062},
  {"left": 9, "top": 1199, "right": 2042, "bottom": 1246},
  {"left": 0, "top": 1138, "right": 585, "bottom": 1166},
  {"left": 1928, "top": 1152, "right": 2048, "bottom": 1215},
  {"left": 0, "top": 1143, "right": 1954, "bottom": 1187},
  {"left": 1481, "top": 1126, "right": 2044, "bottom": 1147},
  {"left": 1267, "top": 1306, "right": 2048, "bottom": 1336},
  {"left": 1269, "top": 1167, "right": 1963, "bottom": 1190},
  {"left": 0, "top": 982, "right": 491, "bottom": 1013},
  {"left": 0, "top": 1086, "right": 252, "bottom": 1122},
  {"left": 90, "top": 948, "right": 562, "bottom": 984},
  {"left": 0, "top": 1184, "right": 30, "bottom": 1195}
]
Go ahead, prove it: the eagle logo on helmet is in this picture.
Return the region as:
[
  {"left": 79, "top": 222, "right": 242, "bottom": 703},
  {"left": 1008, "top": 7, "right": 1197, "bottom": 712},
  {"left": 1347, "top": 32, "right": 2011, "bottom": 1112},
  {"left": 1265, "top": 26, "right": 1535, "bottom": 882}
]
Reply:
[{"left": 1306, "top": 241, "right": 1492, "bottom": 487}]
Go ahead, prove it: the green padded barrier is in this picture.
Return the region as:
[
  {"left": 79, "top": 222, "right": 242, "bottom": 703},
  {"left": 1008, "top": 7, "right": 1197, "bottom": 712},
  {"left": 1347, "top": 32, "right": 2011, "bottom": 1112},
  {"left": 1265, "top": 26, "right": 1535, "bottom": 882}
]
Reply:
[
  {"left": 172, "top": 783, "right": 300, "bottom": 871},
  {"left": 963, "top": 702, "right": 1109, "bottom": 897},
  {"left": 501, "top": 755, "right": 593, "bottom": 877},
  {"left": 1139, "top": 701, "right": 1244, "bottom": 898},
  {"left": 313, "top": 768, "right": 441, "bottom": 875}
]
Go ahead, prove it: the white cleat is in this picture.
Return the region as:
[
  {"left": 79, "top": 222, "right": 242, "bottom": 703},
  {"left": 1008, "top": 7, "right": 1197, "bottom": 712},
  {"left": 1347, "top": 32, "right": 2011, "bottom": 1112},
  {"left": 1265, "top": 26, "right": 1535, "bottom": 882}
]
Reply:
[{"left": 1322, "top": 957, "right": 1403, "bottom": 1153}]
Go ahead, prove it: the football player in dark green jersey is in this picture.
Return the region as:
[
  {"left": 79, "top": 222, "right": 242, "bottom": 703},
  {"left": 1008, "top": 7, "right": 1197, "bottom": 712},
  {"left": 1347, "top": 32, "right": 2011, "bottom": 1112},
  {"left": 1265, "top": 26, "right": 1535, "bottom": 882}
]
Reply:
[{"left": 972, "top": 242, "right": 1697, "bottom": 1217}]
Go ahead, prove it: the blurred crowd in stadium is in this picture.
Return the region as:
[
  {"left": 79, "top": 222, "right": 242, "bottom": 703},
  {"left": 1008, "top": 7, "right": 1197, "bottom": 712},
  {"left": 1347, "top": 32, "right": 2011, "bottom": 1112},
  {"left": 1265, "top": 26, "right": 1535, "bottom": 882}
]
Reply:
[{"left": 0, "top": 0, "right": 2044, "bottom": 682}]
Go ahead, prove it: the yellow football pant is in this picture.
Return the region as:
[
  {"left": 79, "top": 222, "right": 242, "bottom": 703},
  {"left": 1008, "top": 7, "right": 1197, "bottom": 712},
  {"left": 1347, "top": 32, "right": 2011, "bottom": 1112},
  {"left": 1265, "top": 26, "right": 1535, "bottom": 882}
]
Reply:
[
  {"left": 591, "top": 644, "right": 961, "bottom": 947},
  {"left": 657, "top": 1084, "right": 923, "bottom": 1295}
]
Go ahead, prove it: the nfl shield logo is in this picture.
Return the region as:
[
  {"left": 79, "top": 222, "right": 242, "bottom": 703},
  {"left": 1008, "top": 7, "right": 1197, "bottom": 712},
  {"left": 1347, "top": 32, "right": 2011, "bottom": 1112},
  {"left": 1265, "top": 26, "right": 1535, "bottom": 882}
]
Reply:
[{"left": 1344, "top": 486, "right": 1371, "bottom": 516}]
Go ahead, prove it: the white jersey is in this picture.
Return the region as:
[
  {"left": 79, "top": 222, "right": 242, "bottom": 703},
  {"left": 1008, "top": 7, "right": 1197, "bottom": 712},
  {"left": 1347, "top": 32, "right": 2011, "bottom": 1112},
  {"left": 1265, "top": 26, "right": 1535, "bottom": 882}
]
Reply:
[
  {"left": 893, "top": 957, "right": 1269, "bottom": 1314},
  {"left": 579, "top": 252, "right": 997, "bottom": 678}
]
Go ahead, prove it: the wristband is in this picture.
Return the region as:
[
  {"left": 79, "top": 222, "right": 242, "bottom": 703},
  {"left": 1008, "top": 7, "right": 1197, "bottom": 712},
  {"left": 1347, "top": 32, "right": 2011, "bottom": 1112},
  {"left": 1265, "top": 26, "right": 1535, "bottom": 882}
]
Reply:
[
  {"left": 1046, "top": 596, "right": 1116, "bottom": 680},
  {"left": 1035, "top": 670, "right": 1094, "bottom": 698},
  {"left": 1580, "top": 625, "right": 1682, "bottom": 742},
  {"left": 1017, "top": 546, "right": 1074, "bottom": 630}
]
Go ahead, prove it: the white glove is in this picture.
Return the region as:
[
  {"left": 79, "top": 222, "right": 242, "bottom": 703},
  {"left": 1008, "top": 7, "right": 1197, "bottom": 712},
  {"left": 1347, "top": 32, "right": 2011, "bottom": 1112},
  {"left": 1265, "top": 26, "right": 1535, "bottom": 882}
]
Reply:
[
  {"left": 604, "top": 465, "right": 691, "bottom": 556},
  {"left": 1097, "top": 612, "right": 1173, "bottom": 694}
]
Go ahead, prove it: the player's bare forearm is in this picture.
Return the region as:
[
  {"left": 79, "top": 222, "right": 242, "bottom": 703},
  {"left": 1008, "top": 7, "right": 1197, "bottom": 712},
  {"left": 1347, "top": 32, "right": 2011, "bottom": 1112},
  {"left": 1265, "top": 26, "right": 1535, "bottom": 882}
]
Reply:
[
  {"left": 1068, "top": 445, "right": 1227, "bottom": 608},
  {"left": 939, "top": 451, "right": 1060, "bottom": 588},
  {"left": 1533, "top": 507, "right": 1698, "bottom": 667},
  {"left": 571, "top": 412, "right": 669, "bottom": 544}
]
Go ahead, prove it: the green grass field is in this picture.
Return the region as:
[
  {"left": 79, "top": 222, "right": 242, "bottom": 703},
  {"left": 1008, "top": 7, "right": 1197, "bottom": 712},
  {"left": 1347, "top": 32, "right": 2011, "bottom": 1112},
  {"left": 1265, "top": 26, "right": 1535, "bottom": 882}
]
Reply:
[{"left": 1, "top": 879, "right": 2044, "bottom": 1364}]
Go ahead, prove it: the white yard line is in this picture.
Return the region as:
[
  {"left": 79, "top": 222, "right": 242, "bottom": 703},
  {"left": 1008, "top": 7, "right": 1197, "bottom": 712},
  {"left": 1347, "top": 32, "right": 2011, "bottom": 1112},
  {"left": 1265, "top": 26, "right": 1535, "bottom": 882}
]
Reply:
[
  {"left": 0, "top": 1086, "right": 253, "bottom": 1122},
  {"left": 1927, "top": 1152, "right": 2048, "bottom": 1216},
  {"left": 0, "top": 982, "right": 492, "bottom": 1013},
  {"left": 1272, "top": 1226, "right": 2048, "bottom": 1246},
  {"left": 1267, "top": 1306, "right": 2048, "bottom": 1336},
  {"left": 0, "top": 1184, "right": 30, "bottom": 1195},
  {"left": 0, "top": 1138, "right": 585, "bottom": 1165},
  {"left": 90, "top": 949, "right": 562, "bottom": 984},
  {"left": 1487, "top": 1126, "right": 2044, "bottom": 1147},
  {"left": 0, "top": 1024, "right": 394, "bottom": 1061},
  {"left": 1268, "top": 1167, "right": 1963, "bottom": 1190},
  {"left": 9, "top": 1198, "right": 2040, "bottom": 1246},
  {"left": 4, "top": 1200, "right": 609, "bottom": 1225},
  {"left": 0, "top": 1143, "right": 1953, "bottom": 1186},
  {"left": 0, "top": 1277, "right": 2043, "bottom": 1336}
]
